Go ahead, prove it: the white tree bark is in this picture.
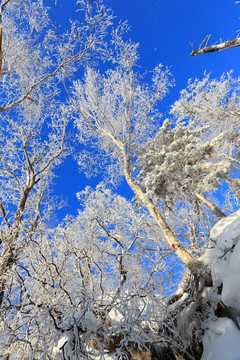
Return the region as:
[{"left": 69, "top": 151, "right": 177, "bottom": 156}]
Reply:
[
  {"left": 195, "top": 192, "right": 226, "bottom": 220},
  {"left": 190, "top": 37, "right": 240, "bottom": 56},
  {"left": 123, "top": 157, "right": 212, "bottom": 284}
]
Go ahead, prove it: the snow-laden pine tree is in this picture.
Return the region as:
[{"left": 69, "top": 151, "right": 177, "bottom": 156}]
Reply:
[
  {"left": 132, "top": 74, "right": 240, "bottom": 359},
  {"left": 135, "top": 119, "right": 228, "bottom": 215},
  {"left": 171, "top": 72, "right": 240, "bottom": 200}
]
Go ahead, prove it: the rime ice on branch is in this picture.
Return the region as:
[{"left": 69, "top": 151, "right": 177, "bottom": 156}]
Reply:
[{"left": 190, "top": 35, "right": 240, "bottom": 56}]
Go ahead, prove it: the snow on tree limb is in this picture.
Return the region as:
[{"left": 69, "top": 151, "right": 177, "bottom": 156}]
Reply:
[{"left": 190, "top": 36, "right": 240, "bottom": 56}]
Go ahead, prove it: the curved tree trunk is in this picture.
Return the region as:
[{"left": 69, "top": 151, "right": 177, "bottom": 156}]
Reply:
[{"left": 124, "top": 164, "right": 212, "bottom": 284}]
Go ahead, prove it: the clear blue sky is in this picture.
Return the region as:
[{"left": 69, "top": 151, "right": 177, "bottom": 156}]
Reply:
[{"left": 49, "top": 0, "right": 240, "bottom": 222}]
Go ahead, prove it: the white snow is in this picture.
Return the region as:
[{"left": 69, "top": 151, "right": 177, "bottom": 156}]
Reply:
[
  {"left": 90, "top": 349, "right": 115, "bottom": 360},
  {"left": 200, "top": 210, "right": 240, "bottom": 359},
  {"left": 52, "top": 335, "right": 69, "bottom": 359},
  {"left": 200, "top": 210, "right": 240, "bottom": 308},
  {"left": 108, "top": 307, "right": 124, "bottom": 323},
  {"left": 217, "top": 239, "right": 240, "bottom": 309},
  {"left": 202, "top": 317, "right": 240, "bottom": 360},
  {"left": 74, "top": 310, "right": 99, "bottom": 331},
  {"left": 52, "top": 311, "right": 99, "bottom": 359}
]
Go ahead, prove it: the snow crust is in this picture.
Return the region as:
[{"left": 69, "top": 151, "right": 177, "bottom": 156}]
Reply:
[
  {"left": 52, "top": 336, "right": 69, "bottom": 359},
  {"left": 202, "top": 317, "right": 240, "bottom": 360},
  {"left": 201, "top": 210, "right": 240, "bottom": 308},
  {"left": 200, "top": 210, "right": 240, "bottom": 360}
]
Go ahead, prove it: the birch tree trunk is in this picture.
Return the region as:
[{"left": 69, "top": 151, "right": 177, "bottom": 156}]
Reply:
[
  {"left": 195, "top": 192, "right": 226, "bottom": 220},
  {"left": 123, "top": 157, "right": 212, "bottom": 284}
]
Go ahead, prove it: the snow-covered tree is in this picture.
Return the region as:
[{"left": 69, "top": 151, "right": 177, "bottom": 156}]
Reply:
[
  {"left": 71, "top": 28, "right": 212, "bottom": 283},
  {"left": 1, "top": 1, "right": 240, "bottom": 359},
  {"left": 135, "top": 119, "right": 228, "bottom": 216},
  {"left": 69, "top": 27, "right": 240, "bottom": 358},
  {"left": 0, "top": 185, "right": 174, "bottom": 359},
  {"left": 171, "top": 72, "right": 240, "bottom": 199},
  {"left": 0, "top": 0, "right": 113, "bottom": 302}
]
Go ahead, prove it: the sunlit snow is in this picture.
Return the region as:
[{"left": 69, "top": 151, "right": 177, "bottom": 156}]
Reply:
[
  {"left": 202, "top": 317, "right": 240, "bottom": 360},
  {"left": 200, "top": 210, "right": 240, "bottom": 359},
  {"left": 201, "top": 210, "right": 240, "bottom": 308}
]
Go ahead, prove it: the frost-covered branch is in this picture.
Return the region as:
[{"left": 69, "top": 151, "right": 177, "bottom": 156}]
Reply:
[
  {"left": 195, "top": 192, "right": 226, "bottom": 220},
  {"left": 190, "top": 36, "right": 240, "bottom": 56}
]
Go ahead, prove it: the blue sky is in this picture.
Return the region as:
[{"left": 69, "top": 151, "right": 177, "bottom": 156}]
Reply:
[
  {"left": 50, "top": 0, "right": 240, "bottom": 222},
  {"left": 52, "top": 0, "right": 240, "bottom": 96},
  {"left": 104, "top": 0, "right": 240, "bottom": 91}
]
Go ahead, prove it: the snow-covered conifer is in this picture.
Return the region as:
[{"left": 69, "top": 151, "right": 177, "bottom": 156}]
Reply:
[{"left": 135, "top": 119, "right": 230, "bottom": 209}]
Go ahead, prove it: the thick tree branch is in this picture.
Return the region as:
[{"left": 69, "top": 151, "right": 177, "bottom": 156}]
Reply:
[
  {"left": 195, "top": 192, "right": 226, "bottom": 220},
  {"left": 190, "top": 37, "right": 240, "bottom": 56},
  {"left": 0, "top": 201, "right": 11, "bottom": 230}
]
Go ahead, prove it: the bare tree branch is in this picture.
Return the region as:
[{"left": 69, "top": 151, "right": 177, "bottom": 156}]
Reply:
[
  {"left": 0, "top": 201, "right": 10, "bottom": 230},
  {"left": 190, "top": 37, "right": 240, "bottom": 56}
]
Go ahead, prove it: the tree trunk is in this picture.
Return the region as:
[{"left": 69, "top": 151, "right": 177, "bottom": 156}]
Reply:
[
  {"left": 195, "top": 192, "right": 226, "bottom": 220},
  {"left": 124, "top": 167, "right": 212, "bottom": 284}
]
